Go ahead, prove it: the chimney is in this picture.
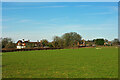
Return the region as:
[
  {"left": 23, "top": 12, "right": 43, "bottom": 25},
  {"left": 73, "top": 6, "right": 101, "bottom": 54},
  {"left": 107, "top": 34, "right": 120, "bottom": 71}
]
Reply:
[
  {"left": 28, "top": 40, "right": 30, "bottom": 42},
  {"left": 23, "top": 39, "right": 24, "bottom": 42},
  {"left": 37, "top": 40, "right": 39, "bottom": 42}
]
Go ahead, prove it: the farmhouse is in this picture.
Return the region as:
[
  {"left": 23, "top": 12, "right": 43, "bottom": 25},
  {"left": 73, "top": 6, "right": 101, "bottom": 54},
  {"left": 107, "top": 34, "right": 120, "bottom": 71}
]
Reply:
[
  {"left": 80, "top": 39, "right": 86, "bottom": 47},
  {"left": 104, "top": 41, "right": 112, "bottom": 46},
  {"left": 17, "top": 40, "right": 26, "bottom": 49},
  {"left": 17, "top": 39, "right": 43, "bottom": 49},
  {"left": 77, "top": 39, "right": 94, "bottom": 47},
  {"left": 86, "top": 40, "right": 96, "bottom": 47}
]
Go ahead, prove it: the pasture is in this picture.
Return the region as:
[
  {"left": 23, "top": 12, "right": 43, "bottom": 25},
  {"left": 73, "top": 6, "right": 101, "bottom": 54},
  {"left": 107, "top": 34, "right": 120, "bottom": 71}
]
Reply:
[{"left": 2, "top": 47, "right": 118, "bottom": 78}]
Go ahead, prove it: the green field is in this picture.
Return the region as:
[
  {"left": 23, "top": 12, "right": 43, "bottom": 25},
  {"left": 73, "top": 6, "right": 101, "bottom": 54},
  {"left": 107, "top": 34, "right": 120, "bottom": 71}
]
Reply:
[{"left": 2, "top": 47, "right": 118, "bottom": 78}]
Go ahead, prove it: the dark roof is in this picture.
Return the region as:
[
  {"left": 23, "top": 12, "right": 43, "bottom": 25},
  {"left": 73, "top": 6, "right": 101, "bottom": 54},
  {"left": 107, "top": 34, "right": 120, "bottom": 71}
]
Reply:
[
  {"left": 17, "top": 40, "right": 22, "bottom": 43},
  {"left": 29, "top": 42, "right": 40, "bottom": 44},
  {"left": 24, "top": 41, "right": 29, "bottom": 43},
  {"left": 17, "top": 40, "right": 41, "bottom": 44}
]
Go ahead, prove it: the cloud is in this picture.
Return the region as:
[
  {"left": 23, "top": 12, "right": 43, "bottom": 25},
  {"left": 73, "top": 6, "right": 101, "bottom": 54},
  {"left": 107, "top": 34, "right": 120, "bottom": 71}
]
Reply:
[
  {"left": 18, "top": 19, "right": 32, "bottom": 23},
  {"left": 75, "top": 5, "right": 91, "bottom": 7},
  {"left": 112, "top": 6, "right": 118, "bottom": 12},
  {"left": 51, "top": 24, "right": 117, "bottom": 32},
  {"left": 2, "top": 23, "right": 117, "bottom": 42},
  {"left": 1, "top": 18, "right": 16, "bottom": 22},
  {"left": 2, "top": 26, "right": 11, "bottom": 29},
  {"left": 3, "top": 6, "right": 66, "bottom": 10},
  {"left": 42, "top": 6, "right": 66, "bottom": 8},
  {"left": 85, "top": 7, "right": 118, "bottom": 15},
  {"left": 2, "top": 18, "right": 12, "bottom": 21},
  {"left": 88, "top": 12, "right": 113, "bottom": 15},
  {"left": 49, "top": 17, "right": 69, "bottom": 22}
]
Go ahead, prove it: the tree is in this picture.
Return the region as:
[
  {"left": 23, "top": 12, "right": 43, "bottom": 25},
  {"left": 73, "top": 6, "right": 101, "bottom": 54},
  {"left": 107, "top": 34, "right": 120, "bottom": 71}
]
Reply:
[
  {"left": 53, "top": 36, "right": 64, "bottom": 48},
  {"left": 95, "top": 39, "right": 104, "bottom": 45},
  {"left": 41, "top": 39, "right": 49, "bottom": 47},
  {"left": 112, "top": 38, "right": 119, "bottom": 45},
  {"left": 62, "top": 32, "right": 82, "bottom": 47},
  {"left": 48, "top": 42, "right": 53, "bottom": 48},
  {"left": 1, "top": 37, "right": 16, "bottom": 48},
  {"left": 5, "top": 42, "right": 16, "bottom": 48}
]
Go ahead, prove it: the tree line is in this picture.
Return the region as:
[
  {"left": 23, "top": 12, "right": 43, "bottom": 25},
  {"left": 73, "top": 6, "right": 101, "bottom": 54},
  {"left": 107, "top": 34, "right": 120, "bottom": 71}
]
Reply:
[
  {"left": 0, "top": 38, "right": 16, "bottom": 48},
  {"left": 0, "top": 32, "right": 119, "bottom": 49}
]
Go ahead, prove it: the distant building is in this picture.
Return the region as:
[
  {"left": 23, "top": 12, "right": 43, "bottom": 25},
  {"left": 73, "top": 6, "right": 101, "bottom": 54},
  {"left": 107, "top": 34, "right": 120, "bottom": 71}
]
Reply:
[
  {"left": 86, "top": 40, "right": 95, "bottom": 47},
  {"left": 80, "top": 39, "right": 86, "bottom": 47},
  {"left": 16, "top": 39, "right": 42, "bottom": 49},
  {"left": 104, "top": 41, "right": 112, "bottom": 46},
  {"left": 17, "top": 40, "right": 26, "bottom": 49},
  {"left": 108, "top": 41, "right": 112, "bottom": 46},
  {"left": 77, "top": 39, "right": 86, "bottom": 47}
]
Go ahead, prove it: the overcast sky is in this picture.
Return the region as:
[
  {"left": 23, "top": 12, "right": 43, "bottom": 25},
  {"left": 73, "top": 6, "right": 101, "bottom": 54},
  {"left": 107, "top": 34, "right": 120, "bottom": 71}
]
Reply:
[{"left": 2, "top": 2, "right": 118, "bottom": 42}]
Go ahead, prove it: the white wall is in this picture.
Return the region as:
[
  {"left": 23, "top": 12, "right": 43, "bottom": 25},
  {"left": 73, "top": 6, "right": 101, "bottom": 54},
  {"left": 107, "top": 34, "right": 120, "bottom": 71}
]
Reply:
[{"left": 17, "top": 46, "right": 22, "bottom": 49}]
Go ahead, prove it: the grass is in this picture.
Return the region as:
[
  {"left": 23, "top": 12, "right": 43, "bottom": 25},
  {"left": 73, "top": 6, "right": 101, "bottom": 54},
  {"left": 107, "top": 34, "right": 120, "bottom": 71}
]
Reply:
[{"left": 2, "top": 47, "right": 118, "bottom": 78}]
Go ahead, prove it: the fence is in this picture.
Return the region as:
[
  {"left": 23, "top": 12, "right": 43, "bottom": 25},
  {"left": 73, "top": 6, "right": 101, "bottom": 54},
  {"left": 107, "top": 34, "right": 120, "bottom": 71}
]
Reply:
[{"left": 2, "top": 48, "right": 63, "bottom": 52}]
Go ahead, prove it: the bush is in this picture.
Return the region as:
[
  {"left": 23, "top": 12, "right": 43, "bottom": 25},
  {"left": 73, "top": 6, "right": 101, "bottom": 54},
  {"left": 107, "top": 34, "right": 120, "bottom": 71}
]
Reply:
[{"left": 95, "top": 39, "right": 104, "bottom": 45}]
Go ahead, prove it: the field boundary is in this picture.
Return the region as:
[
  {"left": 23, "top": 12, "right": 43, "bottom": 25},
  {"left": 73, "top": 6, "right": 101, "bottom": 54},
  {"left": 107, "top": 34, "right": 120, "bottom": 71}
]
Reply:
[{"left": 2, "top": 48, "right": 63, "bottom": 52}]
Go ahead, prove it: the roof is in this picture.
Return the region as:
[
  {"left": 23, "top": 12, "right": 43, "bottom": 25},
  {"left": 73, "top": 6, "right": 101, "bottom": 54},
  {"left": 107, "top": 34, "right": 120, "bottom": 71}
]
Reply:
[
  {"left": 24, "top": 41, "right": 29, "bottom": 43},
  {"left": 17, "top": 40, "right": 22, "bottom": 43},
  {"left": 17, "top": 40, "right": 41, "bottom": 44},
  {"left": 29, "top": 42, "right": 40, "bottom": 43}
]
